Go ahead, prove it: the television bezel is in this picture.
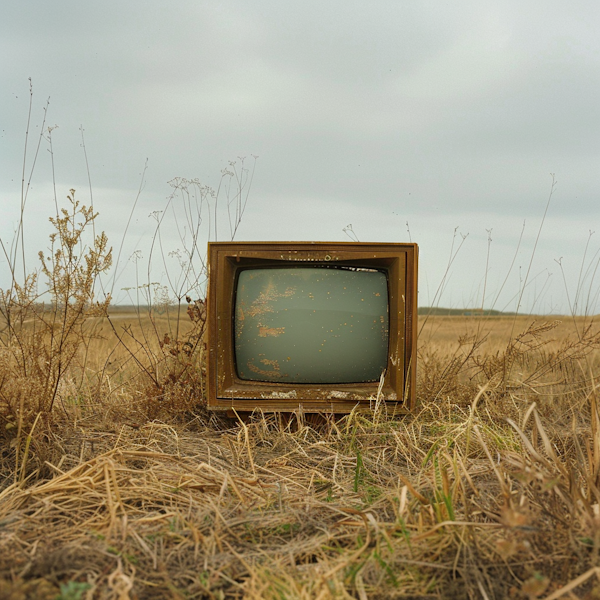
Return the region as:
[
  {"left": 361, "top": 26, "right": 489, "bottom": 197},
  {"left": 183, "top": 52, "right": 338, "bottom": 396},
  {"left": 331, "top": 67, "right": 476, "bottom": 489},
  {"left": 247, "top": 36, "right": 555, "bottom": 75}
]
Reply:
[{"left": 206, "top": 242, "right": 418, "bottom": 413}]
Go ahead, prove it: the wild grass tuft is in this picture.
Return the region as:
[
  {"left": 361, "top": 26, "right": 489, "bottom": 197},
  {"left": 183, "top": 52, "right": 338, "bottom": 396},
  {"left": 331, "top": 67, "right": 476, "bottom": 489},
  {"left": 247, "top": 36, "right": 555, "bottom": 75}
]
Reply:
[{"left": 0, "top": 190, "right": 112, "bottom": 483}]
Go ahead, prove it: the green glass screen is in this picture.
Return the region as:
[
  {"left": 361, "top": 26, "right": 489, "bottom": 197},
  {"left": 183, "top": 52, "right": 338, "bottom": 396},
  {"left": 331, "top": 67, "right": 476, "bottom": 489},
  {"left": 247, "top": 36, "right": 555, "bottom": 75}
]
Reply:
[{"left": 234, "top": 267, "right": 389, "bottom": 384}]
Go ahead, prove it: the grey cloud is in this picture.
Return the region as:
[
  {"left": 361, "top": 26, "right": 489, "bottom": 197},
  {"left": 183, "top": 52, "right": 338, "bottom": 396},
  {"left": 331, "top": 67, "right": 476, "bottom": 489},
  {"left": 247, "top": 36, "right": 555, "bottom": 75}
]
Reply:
[{"left": 2, "top": 0, "right": 600, "bottom": 311}]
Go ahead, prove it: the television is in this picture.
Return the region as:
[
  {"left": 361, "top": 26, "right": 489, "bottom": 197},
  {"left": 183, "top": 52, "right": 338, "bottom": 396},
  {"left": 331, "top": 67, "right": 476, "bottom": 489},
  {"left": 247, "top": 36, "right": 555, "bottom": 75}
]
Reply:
[{"left": 206, "top": 242, "right": 418, "bottom": 414}]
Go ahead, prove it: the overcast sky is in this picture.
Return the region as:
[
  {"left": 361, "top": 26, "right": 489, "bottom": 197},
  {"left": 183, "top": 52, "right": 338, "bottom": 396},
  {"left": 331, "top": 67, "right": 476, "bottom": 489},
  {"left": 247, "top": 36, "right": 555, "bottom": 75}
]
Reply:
[{"left": 2, "top": 0, "right": 600, "bottom": 313}]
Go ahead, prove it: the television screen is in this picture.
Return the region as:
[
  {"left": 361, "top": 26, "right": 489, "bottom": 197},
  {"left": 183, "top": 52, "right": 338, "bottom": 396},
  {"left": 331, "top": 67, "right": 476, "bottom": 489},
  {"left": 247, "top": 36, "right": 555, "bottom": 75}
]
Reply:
[
  {"left": 234, "top": 267, "right": 389, "bottom": 384},
  {"left": 206, "top": 242, "right": 418, "bottom": 414}
]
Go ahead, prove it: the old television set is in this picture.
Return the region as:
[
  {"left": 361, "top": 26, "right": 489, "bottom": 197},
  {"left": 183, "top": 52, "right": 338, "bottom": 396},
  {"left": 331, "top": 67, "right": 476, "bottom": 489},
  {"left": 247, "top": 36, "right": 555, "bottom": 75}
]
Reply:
[{"left": 206, "top": 242, "right": 418, "bottom": 414}]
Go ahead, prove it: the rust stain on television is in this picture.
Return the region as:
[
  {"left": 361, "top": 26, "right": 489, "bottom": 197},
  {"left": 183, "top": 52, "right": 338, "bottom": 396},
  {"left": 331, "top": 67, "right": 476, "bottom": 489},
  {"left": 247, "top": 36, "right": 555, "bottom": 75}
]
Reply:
[{"left": 258, "top": 326, "right": 285, "bottom": 338}]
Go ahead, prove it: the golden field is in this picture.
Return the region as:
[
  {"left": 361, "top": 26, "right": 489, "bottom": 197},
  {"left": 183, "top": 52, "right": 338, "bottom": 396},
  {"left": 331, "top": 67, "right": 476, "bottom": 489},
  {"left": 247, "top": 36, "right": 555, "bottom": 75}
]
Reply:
[{"left": 1, "top": 306, "right": 599, "bottom": 600}]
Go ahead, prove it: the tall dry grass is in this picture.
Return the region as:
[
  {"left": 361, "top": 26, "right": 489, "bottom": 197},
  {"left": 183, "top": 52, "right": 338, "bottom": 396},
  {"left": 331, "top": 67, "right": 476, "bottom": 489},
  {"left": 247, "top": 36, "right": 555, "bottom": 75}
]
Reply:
[{"left": 1, "top": 309, "right": 600, "bottom": 599}]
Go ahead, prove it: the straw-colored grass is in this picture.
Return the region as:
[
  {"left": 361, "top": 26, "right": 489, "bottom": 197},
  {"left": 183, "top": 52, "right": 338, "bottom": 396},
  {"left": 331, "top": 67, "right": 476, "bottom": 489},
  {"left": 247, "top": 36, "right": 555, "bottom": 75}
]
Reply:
[{"left": 1, "top": 313, "right": 600, "bottom": 599}]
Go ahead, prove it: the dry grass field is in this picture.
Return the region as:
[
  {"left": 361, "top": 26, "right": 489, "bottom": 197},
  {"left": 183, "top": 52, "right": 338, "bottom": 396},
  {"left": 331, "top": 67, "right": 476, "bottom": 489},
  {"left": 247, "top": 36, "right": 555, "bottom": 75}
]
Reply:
[{"left": 1, "top": 303, "right": 600, "bottom": 600}]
